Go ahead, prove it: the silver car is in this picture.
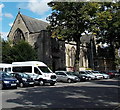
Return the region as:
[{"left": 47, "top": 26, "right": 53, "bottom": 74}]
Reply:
[{"left": 55, "top": 71, "right": 80, "bottom": 83}]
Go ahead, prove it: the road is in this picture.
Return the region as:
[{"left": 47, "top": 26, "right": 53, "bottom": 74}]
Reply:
[{"left": 1, "top": 78, "right": 120, "bottom": 110}]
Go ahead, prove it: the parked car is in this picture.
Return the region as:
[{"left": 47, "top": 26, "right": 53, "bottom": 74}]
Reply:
[
  {"left": 0, "top": 72, "right": 17, "bottom": 89},
  {"left": 91, "top": 71, "right": 103, "bottom": 79},
  {"left": 99, "top": 71, "right": 110, "bottom": 79},
  {"left": 71, "top": 71, "right": 89, "bottom": 81},
  {"left": 106, "top": 70, "right": 117, "bottom": 78},
  {"left": 114, "top": 72, "right": 120, "bottom": 77},
  {"left": 55, "top": 71, "right": 80, "bottom": 83},
  {"left": 80, "top": 71, "right": 96, "bottom": 80},
  {"left": 10, "top": 72, "right": 34, "bottom": 87}
]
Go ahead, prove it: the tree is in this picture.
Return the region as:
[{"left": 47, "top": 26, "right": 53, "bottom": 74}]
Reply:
[
  {"left": 93, "top": 2, "right": 120, "bottom": 47},
  {"left": 2, "top": 40, "right": 13, "bottom": 63},
  {"left": 47, "top": 2, "right": 100, "bottom": 71},
  {"left": 2, "top": 40, "right": 37, "bottom": 63},
  {"left": 91, "top": 2, "right": 120, "bottom": 68}
]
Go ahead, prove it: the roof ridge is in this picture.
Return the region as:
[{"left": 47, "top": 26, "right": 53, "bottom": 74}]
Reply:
[{"left": 20, "top": 14, "right": 49, "bottom": 24}]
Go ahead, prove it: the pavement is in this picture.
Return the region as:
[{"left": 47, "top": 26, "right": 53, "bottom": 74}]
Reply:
[{"left": 1, "top": 78, "right": 120, "bottom": 110}]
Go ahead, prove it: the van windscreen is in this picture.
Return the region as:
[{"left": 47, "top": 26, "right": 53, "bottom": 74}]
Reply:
[{"left": 38, "top": 66, "right": 51, "bottom": 73}]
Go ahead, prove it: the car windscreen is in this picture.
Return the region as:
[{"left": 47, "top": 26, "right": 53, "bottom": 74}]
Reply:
[
  {"left": 38, "top": 66, "right": 52, "bottom": 73},
  {"left": 18, "top": 73, "right": 30, "bottom": 78},
  {"left": 80, "top": 71, "right": 86, "bottom": 74},
  {"left": 1, "top": 72, "right": 12, "bottom": 78},
  {"left": 66, "top": 72, "right": 74, "bottom": 75}
]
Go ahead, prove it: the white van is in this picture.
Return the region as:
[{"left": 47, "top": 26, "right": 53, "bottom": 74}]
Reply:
[
  {"left": 0, "top": 63, "right": 12, "bottom": 73},
  {"left": 12, "top": 61, "right": 57, "bottom": 86}
]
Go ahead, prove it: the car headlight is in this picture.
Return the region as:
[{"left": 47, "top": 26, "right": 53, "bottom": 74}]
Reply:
[
  {"left": 17, "top": 80, "right": 19, "bottom": 83},
  {"left": 22, "top": 78, "right": 27, "bottom": 81},
  {"left": 4, "top": 81, "right": 10, "bottom": 84}
]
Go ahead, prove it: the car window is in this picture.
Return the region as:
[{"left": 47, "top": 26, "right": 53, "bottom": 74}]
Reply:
[
  {"left": 56, "top": 72, "right": 66, "bottom": 76},
  {"left": 59, "top": 72, "right": 66, "bottom": 76},
  {"left": 2, "top": 72, "right": 12, "bottom": 78},
  {"left": 10, "top": 73, "right": 14, "bottom": 77},
  {"left": 66, "top": 72, "right": 73, "bottom": 75},
  {"left": 18, "top": 73, "right": 30, "bottom": 78},
  {"left": 80, "top": 71, "right": 85, "bottom": 74}
]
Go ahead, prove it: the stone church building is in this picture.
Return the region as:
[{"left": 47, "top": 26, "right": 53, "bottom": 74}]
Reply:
[
  {"left": 8, "top": 12, "right": 114, "bottom": 72},
  {"left": 7, "top": 12, "right": 65, "bottom": 72}
]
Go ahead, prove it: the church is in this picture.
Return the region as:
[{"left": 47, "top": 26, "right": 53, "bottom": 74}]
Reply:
[
  {"left": 7, "top": 12, "right": 114, "bottom": 72},
  {"left": 7, "top": 12, "right": 66, "bottom": 72}
]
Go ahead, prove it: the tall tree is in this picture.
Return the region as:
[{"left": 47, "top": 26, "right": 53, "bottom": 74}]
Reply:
[
  {"left": 47, "top": 2, "right": 99, "bottom": 71},
  {"left": 93, "top": 2, "right": 120, "bottom": 47},
  {"left": 91, "top": 2, "right": 120, "bottom": 68}
]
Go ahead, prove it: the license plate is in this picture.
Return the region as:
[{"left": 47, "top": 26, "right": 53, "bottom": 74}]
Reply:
[
  {"left": 52, "top": 79, "right": 56, "bottom": 81},
  {"left": 29, "top": 82, "right": 34, "bottom": 84},
  {"left": 11, "top": 84, "right": 16, "bottom": 86}
]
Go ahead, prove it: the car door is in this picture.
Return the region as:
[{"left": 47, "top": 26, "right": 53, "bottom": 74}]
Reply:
[
  {"left": 58, "top": 72, "right": 68, "bottom": 82},
  {"left": 56, "top": 72, "right": 67, "bottom": 82}
]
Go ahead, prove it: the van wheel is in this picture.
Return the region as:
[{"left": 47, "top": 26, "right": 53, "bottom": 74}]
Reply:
[
  {"left": 67, "top": 79, "right": 72, "bottom": 83},
  {"left": 39, "top": 80, "right": 44, "bottom": 86},
  {"left": 19, "top": 83, "right": 24, "bottom": 88}
]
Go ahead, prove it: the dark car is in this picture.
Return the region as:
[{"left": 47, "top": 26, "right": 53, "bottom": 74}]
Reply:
[
  {"left": 71, "top": 72, "right": 89, "bottom": 81},
  {"left": 10, "top": 72, "right": 34, "bottom": 87},
  {"left": 0, "top": 72, "right": 17, "bottom": 89}
]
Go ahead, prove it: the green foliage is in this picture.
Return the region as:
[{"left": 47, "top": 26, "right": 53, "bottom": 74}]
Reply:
[
  {"left": 47, "top": 2, "right": 100, "bottom": 41},
  {"left": 92, "top": 2, "right": 120, "bottom": 47},
  {"left": 47, "top": 2, "right": 99, "bottom": 70},
  {"left": 2, "top": 40, "right": 13, "bottom": 63},
  {"left": 2, "top": 40, "right": 37, "bottom": 63}
]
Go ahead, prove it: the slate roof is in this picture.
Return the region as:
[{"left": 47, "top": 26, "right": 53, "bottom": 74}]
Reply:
[{"left": 20, "top": 14, "right": 49, "bottom": 33}]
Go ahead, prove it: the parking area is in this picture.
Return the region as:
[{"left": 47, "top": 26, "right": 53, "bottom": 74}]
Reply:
[{"left": 1, "top": 78, "right": 120, "bottom": 109}]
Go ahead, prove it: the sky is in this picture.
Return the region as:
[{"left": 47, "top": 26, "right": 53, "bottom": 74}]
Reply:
[{"left": 0, "top": 0, "right": 52, "bottom": 40}]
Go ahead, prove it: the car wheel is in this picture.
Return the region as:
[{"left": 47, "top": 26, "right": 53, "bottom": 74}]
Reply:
[
  {"left": 67, "top": 79, "right": 72, "bottom": 83},
  {"left": 50, "top": 82, "right": 55, "bottom": 86},
  {"left": 14, "top": 86, "right": 17, "bottom": 89},
  {"left": 39, "top": 80, "right": 44, "bottom": 86},
  {"left": 0, "top": 84, "right": 3, "bottom": 90},
  {"left": 19, "top": 83, "right": 24, "bottom": 88}
]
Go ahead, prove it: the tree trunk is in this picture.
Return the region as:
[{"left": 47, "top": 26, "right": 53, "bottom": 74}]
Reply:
[{"left": 74, "top": 37, "right": 81, "bottom": 71}]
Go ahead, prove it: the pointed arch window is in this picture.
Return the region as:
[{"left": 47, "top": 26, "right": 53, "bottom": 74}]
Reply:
[{"left": 13, "top": 28, "right": 25, "bottom": 43}]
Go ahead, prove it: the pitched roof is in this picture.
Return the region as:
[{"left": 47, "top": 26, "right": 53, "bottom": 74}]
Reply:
[{"left": 20, "top": 14, "right": 49, "bottom": 33}]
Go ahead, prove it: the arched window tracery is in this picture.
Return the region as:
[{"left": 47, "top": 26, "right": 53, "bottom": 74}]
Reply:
[{"left": 13, "top": 28, "right": 25, "bottom": 43}]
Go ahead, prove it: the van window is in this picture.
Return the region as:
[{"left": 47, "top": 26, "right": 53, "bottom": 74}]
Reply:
[
  {"left": 4, "top": 68, "right": 11, "bottom": 72},
  {"left": 13, "top": 66, "right": 32, "bottom": 73},
  {"left": 38, "top": 66, "right": 51, "bottom": 73},
  {"left": 5, "top": 68, "right": 7, "bottom": 72},
  {"left": 0, "top": 68, "right": 3, "bottom": 72},
  {"left": 34, "top": 67, "right": 42, "bottom": 75}
]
